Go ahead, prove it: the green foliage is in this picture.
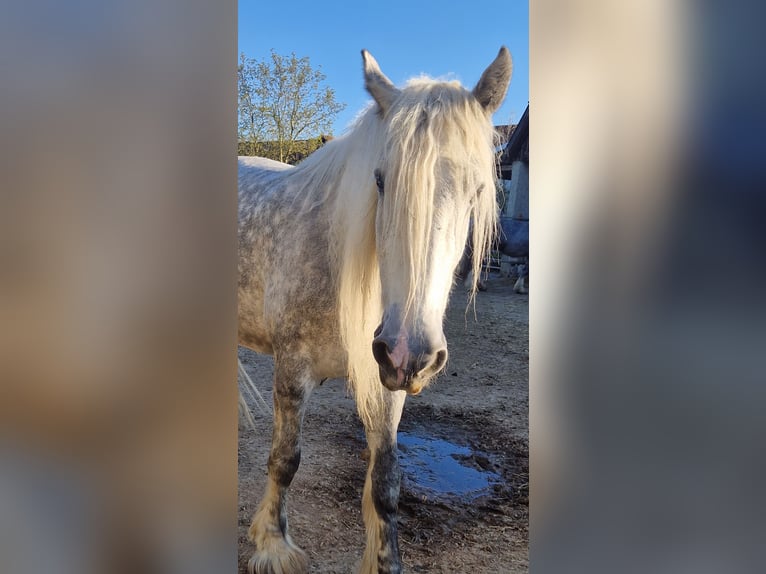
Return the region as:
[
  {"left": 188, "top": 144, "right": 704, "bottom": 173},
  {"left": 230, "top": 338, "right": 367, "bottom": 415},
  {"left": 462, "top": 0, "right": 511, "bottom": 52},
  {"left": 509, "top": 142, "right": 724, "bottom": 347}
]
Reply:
[
  {"left": 238, "top": 50, "right": 346, "bottom": 164},
  {"left": 237, "top": 136, "right": 329, "bottom": 165}
]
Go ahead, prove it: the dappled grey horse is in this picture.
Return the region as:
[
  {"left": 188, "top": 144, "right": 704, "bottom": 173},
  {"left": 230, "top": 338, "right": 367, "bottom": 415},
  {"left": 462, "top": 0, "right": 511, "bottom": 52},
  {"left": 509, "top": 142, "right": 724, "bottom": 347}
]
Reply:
[
  {"left": 498, "top": 216, "right": 529, "bottom": 293},
  {"left": 238, "top": 48, "right": 512, "bottom": 573},
  {"left": 455, "top": 216, "right": 529, "bottom": 292}
]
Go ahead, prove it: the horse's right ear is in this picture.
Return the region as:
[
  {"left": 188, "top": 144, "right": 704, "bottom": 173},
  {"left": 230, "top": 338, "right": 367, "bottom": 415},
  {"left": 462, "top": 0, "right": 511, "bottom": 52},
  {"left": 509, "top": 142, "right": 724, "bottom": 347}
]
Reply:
[{"left": 362, "top": 50, "right": 399, "bottom": 116}]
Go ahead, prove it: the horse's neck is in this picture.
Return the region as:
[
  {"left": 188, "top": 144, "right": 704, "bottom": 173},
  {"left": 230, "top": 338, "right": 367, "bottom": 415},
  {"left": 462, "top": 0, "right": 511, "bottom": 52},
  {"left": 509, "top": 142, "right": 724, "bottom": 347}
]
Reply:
[{"left": 289, "top": 136, "right": 372, "bottom": 214}]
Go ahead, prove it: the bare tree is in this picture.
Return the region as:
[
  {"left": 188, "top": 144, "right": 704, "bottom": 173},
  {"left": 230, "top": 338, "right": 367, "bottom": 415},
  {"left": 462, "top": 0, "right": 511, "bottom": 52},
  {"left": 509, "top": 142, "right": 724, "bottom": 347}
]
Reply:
[
  {"left": 238, "top": 50, "right": 345, "bottom": 163},
  {"left": 238, "top": 53, "right": 268, "bottom": 156}
]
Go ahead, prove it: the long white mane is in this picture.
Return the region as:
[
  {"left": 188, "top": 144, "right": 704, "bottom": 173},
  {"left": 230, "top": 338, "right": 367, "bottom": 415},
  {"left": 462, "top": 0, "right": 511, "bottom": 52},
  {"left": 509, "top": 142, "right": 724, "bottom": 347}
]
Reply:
[{"left": 279, "top": 77, "right": 499, "bottom": 424}]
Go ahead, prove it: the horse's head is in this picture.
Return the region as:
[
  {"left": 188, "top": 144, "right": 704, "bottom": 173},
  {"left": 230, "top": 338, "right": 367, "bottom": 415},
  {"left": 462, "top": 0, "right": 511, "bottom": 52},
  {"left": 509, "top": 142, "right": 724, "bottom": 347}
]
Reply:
[{"left": 361, "top": 48, "right": 512, "bottom": 395}]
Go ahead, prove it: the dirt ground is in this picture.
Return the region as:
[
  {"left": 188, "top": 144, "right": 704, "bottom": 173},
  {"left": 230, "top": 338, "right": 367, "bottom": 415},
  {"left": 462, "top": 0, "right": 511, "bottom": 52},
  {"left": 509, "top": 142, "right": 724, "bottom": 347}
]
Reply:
[{"left": 238, "top": 274, "right": 529, "bottom": 573}]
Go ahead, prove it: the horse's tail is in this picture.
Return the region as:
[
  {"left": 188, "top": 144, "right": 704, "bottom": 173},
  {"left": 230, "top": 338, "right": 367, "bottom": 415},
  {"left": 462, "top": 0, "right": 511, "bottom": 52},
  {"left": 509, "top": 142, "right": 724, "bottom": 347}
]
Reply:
[{"left": 238, "top": 359, "right": 271, "bottom": 427}]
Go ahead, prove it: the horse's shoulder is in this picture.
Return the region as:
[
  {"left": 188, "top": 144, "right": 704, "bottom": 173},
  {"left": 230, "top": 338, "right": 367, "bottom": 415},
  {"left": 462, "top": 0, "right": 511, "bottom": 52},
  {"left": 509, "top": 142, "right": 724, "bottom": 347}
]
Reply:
[{"left": 238, "top": 156, "right": 294, "bottom": 204}]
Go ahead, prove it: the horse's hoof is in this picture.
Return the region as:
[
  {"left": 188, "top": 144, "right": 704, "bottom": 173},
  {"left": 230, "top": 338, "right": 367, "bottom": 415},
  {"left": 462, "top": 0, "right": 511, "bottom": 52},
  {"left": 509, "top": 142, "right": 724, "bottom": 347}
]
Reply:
[{"left": 247, "top": 543, "right": 309, "bottom": 574}]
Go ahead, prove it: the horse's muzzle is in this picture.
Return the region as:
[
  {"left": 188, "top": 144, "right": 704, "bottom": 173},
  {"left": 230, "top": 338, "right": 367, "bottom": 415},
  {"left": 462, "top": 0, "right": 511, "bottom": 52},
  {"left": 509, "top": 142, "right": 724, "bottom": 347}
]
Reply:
[{"left": 371, "top": 332, "right": 448, "bottom": 394}]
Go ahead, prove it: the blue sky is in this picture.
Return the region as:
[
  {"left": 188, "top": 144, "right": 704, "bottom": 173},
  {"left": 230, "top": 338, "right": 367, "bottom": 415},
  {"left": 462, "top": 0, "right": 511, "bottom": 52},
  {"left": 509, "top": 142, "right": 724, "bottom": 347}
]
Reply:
[{"left": 238, "top": 0, "right": 529, "bottom": 135}]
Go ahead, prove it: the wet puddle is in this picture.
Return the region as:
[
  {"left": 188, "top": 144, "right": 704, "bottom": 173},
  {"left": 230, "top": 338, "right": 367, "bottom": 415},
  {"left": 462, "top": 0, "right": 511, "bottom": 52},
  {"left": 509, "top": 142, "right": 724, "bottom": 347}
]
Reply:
[{"left": 397, "top": 431, "right": 500, "bottom": 499}]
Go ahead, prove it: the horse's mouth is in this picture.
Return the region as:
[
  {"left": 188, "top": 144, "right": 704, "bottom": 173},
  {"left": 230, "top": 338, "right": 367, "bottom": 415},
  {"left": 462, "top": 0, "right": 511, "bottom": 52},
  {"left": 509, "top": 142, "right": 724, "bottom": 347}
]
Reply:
[
  {"left": 377, "top": 365, "right": 427, "bottom": 395},
  {"left": 407, "top": 385, "right": 424, "bottom": 396}
]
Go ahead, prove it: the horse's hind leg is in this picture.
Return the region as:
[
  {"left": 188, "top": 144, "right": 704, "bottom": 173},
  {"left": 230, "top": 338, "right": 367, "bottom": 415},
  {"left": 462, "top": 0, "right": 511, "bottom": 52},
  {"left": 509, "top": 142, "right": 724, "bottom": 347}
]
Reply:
[
  {"left": 360, "top": 390, "right": 407, "bottom": 574},
  {"left": 248, "top": 360, "right": 313, "bottom": 574}
]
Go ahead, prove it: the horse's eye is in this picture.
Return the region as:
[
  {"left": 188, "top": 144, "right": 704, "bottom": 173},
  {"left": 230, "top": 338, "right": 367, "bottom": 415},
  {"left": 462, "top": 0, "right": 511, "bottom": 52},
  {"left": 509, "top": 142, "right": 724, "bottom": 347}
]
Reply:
[{"left": 374, "top": 169, "right": 385, "bottom": 194}]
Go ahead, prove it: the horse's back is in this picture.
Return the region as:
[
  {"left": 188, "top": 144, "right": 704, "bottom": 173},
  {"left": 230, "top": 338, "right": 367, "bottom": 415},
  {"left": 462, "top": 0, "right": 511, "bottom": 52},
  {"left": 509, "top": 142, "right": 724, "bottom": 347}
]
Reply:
[
  {"left": 238, "top": 156, "right": 293, "bottom": 193},
  {"left": 238, "top": 155, "right": 292, "bottom": 172}
]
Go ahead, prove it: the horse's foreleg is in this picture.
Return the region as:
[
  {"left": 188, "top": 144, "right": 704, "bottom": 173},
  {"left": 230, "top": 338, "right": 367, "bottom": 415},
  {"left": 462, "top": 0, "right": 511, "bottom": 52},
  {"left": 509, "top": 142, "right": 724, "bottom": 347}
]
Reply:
[
  {"left": 360, "top": 390, "right": 407, "bottom": 574},
  {"left": 248, "top": 363, "right": 313, "bottom": 574}
]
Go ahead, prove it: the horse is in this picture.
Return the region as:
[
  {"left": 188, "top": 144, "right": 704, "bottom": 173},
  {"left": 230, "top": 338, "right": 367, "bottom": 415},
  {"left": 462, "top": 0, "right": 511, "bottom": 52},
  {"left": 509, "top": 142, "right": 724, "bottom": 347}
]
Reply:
[
  {"left": 498, "top": 216, "right": 529, "bottom": 294},
  {"left": 455, "top": 216, "right": 529, "bottom": 293},
  {"left": 238, "top": 47, "right": 512, "bottom": 574}
]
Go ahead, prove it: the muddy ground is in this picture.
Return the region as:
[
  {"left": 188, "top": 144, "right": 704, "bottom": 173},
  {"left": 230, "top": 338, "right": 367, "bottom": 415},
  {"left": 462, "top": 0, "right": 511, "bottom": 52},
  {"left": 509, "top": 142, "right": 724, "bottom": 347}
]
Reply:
[{"left": 238, "top": 274, "right": 529, "bottom": 573}]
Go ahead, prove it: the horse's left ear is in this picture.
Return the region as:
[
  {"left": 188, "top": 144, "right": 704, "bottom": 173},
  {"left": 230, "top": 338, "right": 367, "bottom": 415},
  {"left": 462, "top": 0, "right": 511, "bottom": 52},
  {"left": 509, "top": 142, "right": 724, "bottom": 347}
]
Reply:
[
  {"left": 362, "top": 50, "right": 400, "bottom": 116},
  {"left": 472, "top": 46, "right": 513, "bottom": 114}
]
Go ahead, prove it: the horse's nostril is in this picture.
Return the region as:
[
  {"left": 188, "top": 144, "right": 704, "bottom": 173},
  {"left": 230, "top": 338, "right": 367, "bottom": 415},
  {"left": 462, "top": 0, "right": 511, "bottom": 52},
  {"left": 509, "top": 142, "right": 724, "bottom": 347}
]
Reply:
[
  {"left": 372, "top": 339, "right": 392, "bottom": 367},
  {"left": 414, "top": 348, "right": 448, "bottom": 376},
  {"left": 432, "top": 349, "right": 448, "bottom": 373}
]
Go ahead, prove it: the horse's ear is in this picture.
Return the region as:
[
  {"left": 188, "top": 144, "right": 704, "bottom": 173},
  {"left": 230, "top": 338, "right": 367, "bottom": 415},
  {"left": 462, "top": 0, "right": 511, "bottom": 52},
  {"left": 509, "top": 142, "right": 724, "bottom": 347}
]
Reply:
[
  {"left": 362, "top": 50, "right": 399, "bottom": 115},
  {"left": 472, "top": 46, "right": 513, "bottom": 115}
]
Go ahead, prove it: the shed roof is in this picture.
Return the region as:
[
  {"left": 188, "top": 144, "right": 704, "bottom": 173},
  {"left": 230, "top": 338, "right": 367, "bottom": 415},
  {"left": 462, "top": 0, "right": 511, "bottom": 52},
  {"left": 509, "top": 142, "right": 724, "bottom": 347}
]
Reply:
[
  {"left": 497, "top": 104, "right": 528, "bottom": 179},
  {"left": 499, "top": 104, "right": 529, "bottom": 166}
]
